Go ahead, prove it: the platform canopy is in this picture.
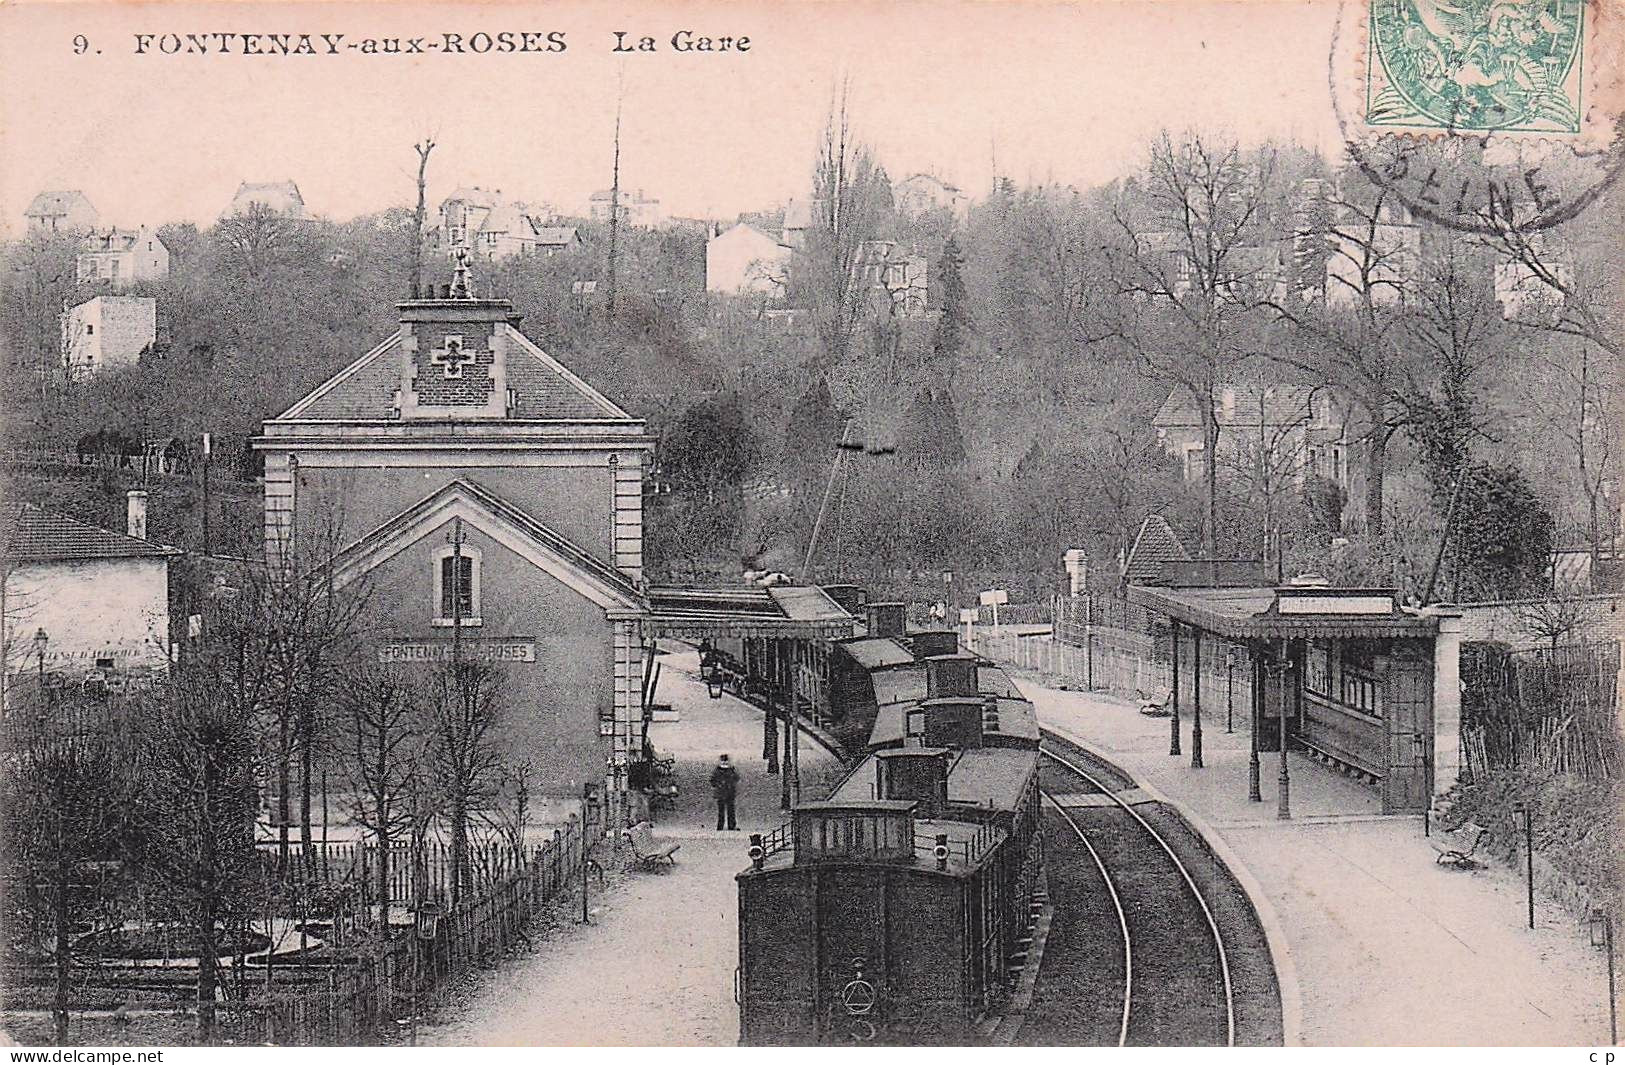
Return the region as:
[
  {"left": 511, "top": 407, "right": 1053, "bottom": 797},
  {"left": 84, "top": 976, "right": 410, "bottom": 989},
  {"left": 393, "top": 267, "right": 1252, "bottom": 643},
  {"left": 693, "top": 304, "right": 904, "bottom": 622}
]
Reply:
[
  {"left": 646, "top": 584, "right": 859, "bottom": 641},
  {"left": 1128, "top": 583, "right": 1442, "bottom": 641}
]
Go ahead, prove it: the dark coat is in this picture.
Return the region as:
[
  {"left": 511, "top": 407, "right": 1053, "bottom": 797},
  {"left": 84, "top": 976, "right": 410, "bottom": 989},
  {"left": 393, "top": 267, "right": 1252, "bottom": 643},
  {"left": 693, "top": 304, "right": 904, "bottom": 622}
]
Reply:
[{"left": 710, "top": 762, "right": 740, "bottom": 799}]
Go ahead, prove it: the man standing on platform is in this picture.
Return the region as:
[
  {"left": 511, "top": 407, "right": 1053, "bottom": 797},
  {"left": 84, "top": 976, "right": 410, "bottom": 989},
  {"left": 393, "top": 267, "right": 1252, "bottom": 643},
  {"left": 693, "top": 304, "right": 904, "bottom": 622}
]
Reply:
[{"left": 711, "top": 753, "right": 740, "bottom": 831}]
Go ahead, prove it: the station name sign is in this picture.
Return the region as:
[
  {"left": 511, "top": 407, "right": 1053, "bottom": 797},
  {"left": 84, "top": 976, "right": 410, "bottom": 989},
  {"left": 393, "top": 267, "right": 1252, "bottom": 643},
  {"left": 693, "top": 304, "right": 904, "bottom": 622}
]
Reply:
[{"left": 378, "top": 640, "right": 537, "bottom": 664}]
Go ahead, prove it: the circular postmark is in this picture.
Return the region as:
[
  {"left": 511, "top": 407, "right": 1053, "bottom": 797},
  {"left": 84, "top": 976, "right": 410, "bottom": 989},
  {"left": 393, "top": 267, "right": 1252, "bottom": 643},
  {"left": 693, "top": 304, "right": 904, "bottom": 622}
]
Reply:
[{"left": 1330, "top": 0, "right": 1625, "bottom": 235}]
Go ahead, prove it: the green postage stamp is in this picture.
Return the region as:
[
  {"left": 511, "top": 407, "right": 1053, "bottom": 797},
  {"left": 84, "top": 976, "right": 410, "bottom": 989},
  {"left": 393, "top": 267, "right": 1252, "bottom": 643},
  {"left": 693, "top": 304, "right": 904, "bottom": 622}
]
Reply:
[{"left": 1366, "top": 0, "right": 1585, "bottom": 133}]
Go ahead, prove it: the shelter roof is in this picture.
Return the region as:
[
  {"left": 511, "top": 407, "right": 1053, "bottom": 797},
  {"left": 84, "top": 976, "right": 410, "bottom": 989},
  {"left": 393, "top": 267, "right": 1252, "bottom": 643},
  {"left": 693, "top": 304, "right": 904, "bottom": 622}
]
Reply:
[
  {"left": 1128, "top": 583, "right": 1443, "bottom": 640},
  {"left": 646, "top": 584, "right": 857, "bottom": 640}
]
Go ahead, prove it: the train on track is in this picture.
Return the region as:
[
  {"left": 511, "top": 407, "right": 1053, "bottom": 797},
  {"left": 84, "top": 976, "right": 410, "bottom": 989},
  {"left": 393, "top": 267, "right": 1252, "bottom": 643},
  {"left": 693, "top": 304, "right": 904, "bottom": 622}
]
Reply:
[{"left": 736, "top": 628, "right": 1044, "bottom": 1045}]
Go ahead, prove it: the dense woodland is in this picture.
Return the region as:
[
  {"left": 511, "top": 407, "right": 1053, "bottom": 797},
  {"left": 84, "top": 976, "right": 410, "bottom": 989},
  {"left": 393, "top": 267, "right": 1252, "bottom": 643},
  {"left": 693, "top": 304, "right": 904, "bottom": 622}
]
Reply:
[{"left": 2, "top": 118, "right": 1620, "bottom": 604}]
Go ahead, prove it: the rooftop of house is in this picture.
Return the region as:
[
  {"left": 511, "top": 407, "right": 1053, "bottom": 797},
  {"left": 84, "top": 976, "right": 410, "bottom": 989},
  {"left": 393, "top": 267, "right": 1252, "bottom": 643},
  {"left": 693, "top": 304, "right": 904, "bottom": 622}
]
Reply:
[
  {"left": 896, "top": 173, "right": 962, "bottom": 194},
  {"left": 589, "top": 188, "right": 658, "bottom": 204},
  {"left": 226, "top": 180, "right": 307, "bottom": 218},
  {"left": 1121, "top": 514, "right": 1189, "bottom": 585},
  {"left": 25, "top": 189, "right": 95, "bottom": 219},
  {"left": 443, "top": 186, "right": 500, "bottom": 209},
  {"left": 710, "top": 222, "right": 791, "bottom": 249},
  {"left": 532, "top": 226, "right": 579, "bottom": 246},
  {"left": 782, "top": 198, "right": 822, "bottom": 231},
  {"left": 1, "top": 503, "right": 174, "bottom": 564}
]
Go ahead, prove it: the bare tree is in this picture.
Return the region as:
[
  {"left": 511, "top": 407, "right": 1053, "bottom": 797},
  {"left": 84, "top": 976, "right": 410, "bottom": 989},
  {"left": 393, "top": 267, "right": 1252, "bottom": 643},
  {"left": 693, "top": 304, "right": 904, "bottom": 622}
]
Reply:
[
  {"left": 797, "top": 83, "right": 895, "bottom": 371},
  {"left": 1267, "top": 172, "right": 1415, "bottom": 533},
  {"left": 135, "top": 605, "right": 264, "bottom": 1043},
  {"left": 337, "top": 663, "right": 424, "bottom": 928},
  {"left": 427, "top": 660, "right": 505, "bottom": 904},
  {"left": 1105, "top": 131, "right": 1281, "bottom": 554},
  {"left": 215, "top": 201, "right": 293, "bottom": 281},
  {"left": 410, "top": 138, "right": 436, "bottom": 295},
  {"left": 0, "top": 703, "right": 133, "bottom": 1042}
]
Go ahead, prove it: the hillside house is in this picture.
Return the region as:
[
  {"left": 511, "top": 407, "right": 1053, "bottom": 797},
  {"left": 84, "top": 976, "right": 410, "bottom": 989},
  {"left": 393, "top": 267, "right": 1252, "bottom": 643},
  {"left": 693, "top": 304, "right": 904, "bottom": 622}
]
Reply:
[
  {"left": 589, "top": 187, "right": 663, "bottom": 228},
  {"left": 706, "top": 223, "right": 792, "bottom": 297},
  {"left": 894, "top": 173, "right": 968, "bottom": 218},
  {"left": 438, "top": 188, "right": 576, "bottom": 260},
  {"left": 24, "top": 190, "right": 100, "bottom": 234},
  {"left": 77, "top": 226, "right": 170, "bottom": 285},
  {"left": 224, "top": 180, "right": 309, "bottom": 219},
  {"left": 854, "top": 240, "right": 929, "bottom": 317},
  {"left": 60, "top": 295, "right": 157, "bottom": 379},
  {"left": 1153, "top": 383, "right": 1353, "bottom": 497},
  {"left": 1325, "top": 197, "right": 1420, "bottom": 308}
]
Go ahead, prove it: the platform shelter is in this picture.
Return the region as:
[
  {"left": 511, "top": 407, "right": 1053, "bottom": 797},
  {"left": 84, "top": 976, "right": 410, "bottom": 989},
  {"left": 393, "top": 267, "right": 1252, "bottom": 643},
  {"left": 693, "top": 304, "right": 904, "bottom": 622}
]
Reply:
[
  {"left": 1128, "top": 579, "right": 1464, "bottom": 815},
  {"left": 646, "top": 585, "right": 858, "bottom": 807}
]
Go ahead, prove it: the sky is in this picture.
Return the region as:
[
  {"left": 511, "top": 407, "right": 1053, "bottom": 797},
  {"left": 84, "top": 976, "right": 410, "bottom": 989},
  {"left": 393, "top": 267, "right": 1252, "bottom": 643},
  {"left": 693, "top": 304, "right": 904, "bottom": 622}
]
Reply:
[{"left": 0, "top": 0, "right": 1350, "bottom": 233}]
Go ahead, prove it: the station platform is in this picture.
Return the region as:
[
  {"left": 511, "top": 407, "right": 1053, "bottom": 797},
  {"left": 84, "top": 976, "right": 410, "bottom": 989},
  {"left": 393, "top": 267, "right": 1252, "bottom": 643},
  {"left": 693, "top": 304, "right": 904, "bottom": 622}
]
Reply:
[
  {"left": 1017, "top": 668, "right": 1613, "bottom": 1046},
  {"left": 420, "top": 647, "right": 837, "bottom": 1046}
]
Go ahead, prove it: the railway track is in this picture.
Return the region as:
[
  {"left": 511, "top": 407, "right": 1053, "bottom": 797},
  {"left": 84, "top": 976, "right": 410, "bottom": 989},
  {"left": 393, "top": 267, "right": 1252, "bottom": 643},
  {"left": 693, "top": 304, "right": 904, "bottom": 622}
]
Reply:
[{"left": 1015, "top": 730, "right": 1282, "bottom": 1047}]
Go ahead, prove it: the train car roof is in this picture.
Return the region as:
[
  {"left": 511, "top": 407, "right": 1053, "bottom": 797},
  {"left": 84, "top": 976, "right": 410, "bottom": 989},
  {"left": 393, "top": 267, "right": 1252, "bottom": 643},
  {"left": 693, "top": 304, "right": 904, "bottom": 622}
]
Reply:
[
  {"left": 835, "top": 637, "right": 916, "bottom": 670},
  {"left": 871, "top": 664, "right": 928, "bottom": 708},
  {"left": 948, "top": 746, "right": 1040, "bottom": 809},
  {"left": 828, "top": 747, "right": 1038, "bottom": 814}
]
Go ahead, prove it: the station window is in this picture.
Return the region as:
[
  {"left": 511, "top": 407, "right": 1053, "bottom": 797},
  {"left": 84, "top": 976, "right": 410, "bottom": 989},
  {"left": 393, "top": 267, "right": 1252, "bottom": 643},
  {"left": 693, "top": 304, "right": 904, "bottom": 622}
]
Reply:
[{"left": 433, "top": 544, "right": 482, "bottom": 626}]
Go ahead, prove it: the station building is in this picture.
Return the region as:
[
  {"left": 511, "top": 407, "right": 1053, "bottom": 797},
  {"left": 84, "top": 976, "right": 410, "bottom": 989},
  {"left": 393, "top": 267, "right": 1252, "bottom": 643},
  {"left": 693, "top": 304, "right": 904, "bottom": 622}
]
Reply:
[{"left": 256, "top": 266, "right": 858, "bottom": 813}]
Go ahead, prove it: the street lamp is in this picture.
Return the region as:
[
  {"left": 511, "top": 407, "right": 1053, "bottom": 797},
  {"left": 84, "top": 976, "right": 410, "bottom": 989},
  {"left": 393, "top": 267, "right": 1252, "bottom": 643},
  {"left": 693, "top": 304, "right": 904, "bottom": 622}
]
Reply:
[
  {"left": 33, "top": 628, "right": 48, "bottom": 706},
  {"left": 1248, "top": 649, "right": 1262, "bottom": 803},
  {"left": 1225, "top": 649, "right": 1236, "bottom": 734},
  {"left": 1411, "top": 732, "right": 1431, "bottom": 837},
  {"left": 1590, "top": 908, "right": 1617, "bottom": 1046},
  {"left": 1513, "top": 803, "right": 1535, "bottom": 929}
]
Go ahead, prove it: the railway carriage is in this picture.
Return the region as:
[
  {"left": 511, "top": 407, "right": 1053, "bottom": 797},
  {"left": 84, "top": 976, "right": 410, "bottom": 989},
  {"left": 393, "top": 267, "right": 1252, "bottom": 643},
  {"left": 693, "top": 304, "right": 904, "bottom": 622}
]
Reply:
[{"left": 737, "top": 645, "right": 1043, "bottom": 1045}]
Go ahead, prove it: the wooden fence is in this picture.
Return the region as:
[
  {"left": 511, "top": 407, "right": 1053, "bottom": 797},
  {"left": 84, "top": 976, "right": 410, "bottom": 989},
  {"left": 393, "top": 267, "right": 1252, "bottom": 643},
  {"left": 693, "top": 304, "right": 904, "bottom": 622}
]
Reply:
[
  {"left": 1460, "top": 640, "right": 1621, "bottom": 781},
  {"left": 3, "top": 817, "right": 592, "bottom": 1045}
]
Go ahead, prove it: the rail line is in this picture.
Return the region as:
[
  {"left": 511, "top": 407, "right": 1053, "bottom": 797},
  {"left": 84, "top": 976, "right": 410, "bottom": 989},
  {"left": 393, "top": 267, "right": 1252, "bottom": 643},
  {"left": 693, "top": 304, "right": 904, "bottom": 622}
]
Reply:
[{"left": 1038, "top": 743, "right": 1237, "bottom": 1047}]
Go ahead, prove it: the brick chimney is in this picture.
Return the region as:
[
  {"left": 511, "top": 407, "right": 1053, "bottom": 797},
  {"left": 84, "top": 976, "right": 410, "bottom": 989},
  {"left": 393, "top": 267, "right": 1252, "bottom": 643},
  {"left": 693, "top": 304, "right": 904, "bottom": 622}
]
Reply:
[
  {"left": 397, "top": 248, "right": 518, "bottom": 421},
  {"left": 126, "top": 489, "right": 148, "bottom": 540}
]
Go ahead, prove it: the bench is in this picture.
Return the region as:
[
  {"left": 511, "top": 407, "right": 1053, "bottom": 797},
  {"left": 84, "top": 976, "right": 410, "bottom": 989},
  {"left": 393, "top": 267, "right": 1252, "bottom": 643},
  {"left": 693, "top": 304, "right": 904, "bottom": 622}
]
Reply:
[
  {"left": 1430, "top": 822, "right": 1487, "bottom": 869},
  {"left": 1137, "top": 688, "right": 1173, "bottom": 717},
  {"left": 624, "top": 820, "right": 680, "bottom": 870}
]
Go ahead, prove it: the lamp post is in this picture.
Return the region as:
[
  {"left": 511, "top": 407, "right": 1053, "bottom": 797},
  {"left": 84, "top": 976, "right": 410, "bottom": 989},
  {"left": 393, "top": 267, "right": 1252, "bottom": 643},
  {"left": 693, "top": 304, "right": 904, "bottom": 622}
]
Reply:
[
  {"left": 1590, "top": 908, "right": 1617, "bottom": 1045},
  {"left": 1514, "top": 803, "right": 1535, "bottom": 929},
  {"left": 33, "top": 628, "right": 48, "bottom": 707},
  {"left": 1411, "top": 732, "right": 1431, "bottom": 836},
  {"left": 1275, "top": 649, "right": 1292, "bottom": 821},
  {"left": 1248, "top": 649, "right": 1262, "bottom": 803},
  {"left": 1190, "top": 629, "right": 1203, "bottom": 769},
  {"left": 1169, "top": 621, "right": 1181, "bottom": 757},
  {"left": 581, "top": 782, "right": 596, "bottom": 925},
  {"left": 1225, "top": 649, "right": 1235, "bottom": 734}
]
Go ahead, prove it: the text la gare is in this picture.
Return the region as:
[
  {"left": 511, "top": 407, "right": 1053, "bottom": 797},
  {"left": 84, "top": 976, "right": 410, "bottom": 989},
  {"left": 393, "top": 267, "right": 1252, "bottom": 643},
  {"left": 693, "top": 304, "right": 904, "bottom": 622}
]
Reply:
[{"left": 613, "top": 30, "right": 750, "bottom": 53}]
